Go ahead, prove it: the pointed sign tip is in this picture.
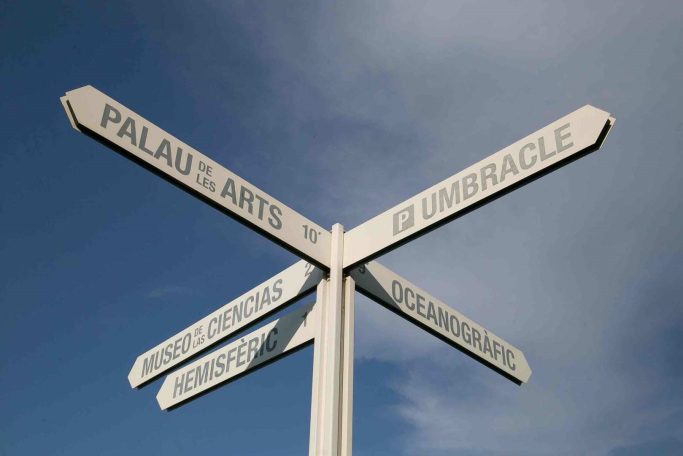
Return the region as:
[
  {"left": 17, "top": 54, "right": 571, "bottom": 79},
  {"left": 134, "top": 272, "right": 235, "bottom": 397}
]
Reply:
[
  {"left": 127, "top": 357, "right": 143, "bottom": 389},
  {"left": 127, "top": 373, "right": 138, "bottom": 389},
  {"left": 581, "top": 104, "right": 611, "bottom": 117},
  {"left": 595, "top": 114, "right": 616, "bottom": 151},
  {"left": 517, "top": 352, "right": 532, "bottom": 384},
  {"left": 521, "top": 368, "right": 532, "bottom": 384},
  {"left": 156, "top": 384, "right": 168, "bottom": 410},
  {"left": 59, "top": 96, "right": 81, "bottom": 131},
  {"left": 66, "top": 84, "right": 98, "bottom": 94}
]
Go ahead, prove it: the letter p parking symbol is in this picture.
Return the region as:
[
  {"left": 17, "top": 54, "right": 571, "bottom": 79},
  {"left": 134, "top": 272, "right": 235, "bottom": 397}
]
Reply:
[{"left": 393, "top": 205, "right": 415, "bottom": 236}]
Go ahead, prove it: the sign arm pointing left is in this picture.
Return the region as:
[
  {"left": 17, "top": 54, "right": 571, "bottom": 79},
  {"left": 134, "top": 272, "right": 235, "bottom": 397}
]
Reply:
[
  {"left": 128, "top": 259, "right": 323, "bottom": 389},
  {"left": 156, "top": 301, "right": 318, "bottom": 410},
  {"left": 61, "top": 86, "right": 331, "bottom": 268}
]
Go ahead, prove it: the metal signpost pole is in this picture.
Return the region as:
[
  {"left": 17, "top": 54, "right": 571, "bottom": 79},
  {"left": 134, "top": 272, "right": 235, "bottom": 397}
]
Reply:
[
  {"left": 310, "top": 224, "right": 353, "bottom": 456},
  {"left": 340, "top": 276, "right": 354, "bottom": 456}
]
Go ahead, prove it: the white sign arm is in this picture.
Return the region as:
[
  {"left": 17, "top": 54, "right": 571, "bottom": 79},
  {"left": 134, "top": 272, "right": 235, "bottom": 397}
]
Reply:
[
  {"left": 128, "top": 260, "right": 323, "bottom": 388},
  {"left": 350, "top": 262, "right": 531, "bottom": 384},
  {"left": 156, "top": 301, "right": 318, "bottom": 410},
  {"left": 343, "top": 105, "right": 615, "bottom": 268},
  {"left": 61, "top": 86, "right": 331, "bottom": 268}
]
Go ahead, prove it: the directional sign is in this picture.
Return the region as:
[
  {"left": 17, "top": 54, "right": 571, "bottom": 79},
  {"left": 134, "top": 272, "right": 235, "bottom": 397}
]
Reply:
[
  {"left": 128, "top": 260, "right": 323, "bottom": 388},
  {"left": 59, "top": 82, "right": 615, "bottom": 455},
  {"left": 343, "top": 105, "right": 615, "bottom": 268},
  {"left": 350, "top": 262, "right": 531, "bottom": 384},
  {"left": 157, "top": 301, "right": 318, "bottom": 410},
  {"left": 60, "top": 86, "right": 331, "bottom": 267}
]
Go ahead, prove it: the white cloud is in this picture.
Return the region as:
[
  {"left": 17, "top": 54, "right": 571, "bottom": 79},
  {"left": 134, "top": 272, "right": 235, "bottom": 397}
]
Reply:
[
  {"left": 146, "top": 285, "right": 191, "bottom": 299},
  {"left": 206, "top": 1, "right": 683, "bottom": 453}
]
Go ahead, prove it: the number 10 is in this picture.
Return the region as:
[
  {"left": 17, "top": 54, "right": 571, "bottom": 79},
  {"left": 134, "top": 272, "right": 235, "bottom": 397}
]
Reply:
[{"left": 302, "top": 224, "right": 318, "bottom": 244}]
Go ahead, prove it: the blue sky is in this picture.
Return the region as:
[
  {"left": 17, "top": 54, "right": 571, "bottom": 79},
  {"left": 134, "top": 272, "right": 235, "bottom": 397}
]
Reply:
[{"left": 1, "top": 1, "right": 682, "bottom": 455}]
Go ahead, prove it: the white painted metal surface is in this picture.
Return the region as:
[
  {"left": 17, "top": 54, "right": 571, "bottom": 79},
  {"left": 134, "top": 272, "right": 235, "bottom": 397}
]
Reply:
[
  {"left": 156, "top": 301, "right": 318, "bottom": 410},
  {"left": 309, "top": 226, "right": 354, "bottom": 456},
  {"left": 308, "top": 281, "right": 327, "bottom": 455},
  {"left": 316, "top": 224, "right": 344, "bottom": 454},
  {"left": 60, "top": 86, "right": 331, "bottom": 267},
  {"left": 343, "top": 105, "right": 615, "bottom": 268},
  {"left": 128, "top": 260, "right": 323, "bottom": 388},
  {"left": 340, "top": 277, "right": 354, "bottom": 456},
  {"left": 350, "top": 262, "right": 531, "bottom": 384}
]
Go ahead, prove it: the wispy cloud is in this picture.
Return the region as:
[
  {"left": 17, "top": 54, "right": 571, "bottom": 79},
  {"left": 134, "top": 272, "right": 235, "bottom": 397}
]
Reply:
[
  {"left": 146, "top": 285, "right": 191, "bottom": 299},
  {"left": 203, "top": 2, "right": 683, "bottom": 453}
]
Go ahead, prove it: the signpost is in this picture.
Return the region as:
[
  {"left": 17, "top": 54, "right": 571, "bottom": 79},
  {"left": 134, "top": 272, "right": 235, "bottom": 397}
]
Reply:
[
  {"left": 61, "top": 85, "right": 614, "bottom": 455},
  {"left": 128, "top": 260, "right": 323, "bottom": 388},
  {"left": 350, "top": 262, "right": 530, "bottom": 384},
  {"left": 157, "top": 301, "right": 318, "bottom": 410}
]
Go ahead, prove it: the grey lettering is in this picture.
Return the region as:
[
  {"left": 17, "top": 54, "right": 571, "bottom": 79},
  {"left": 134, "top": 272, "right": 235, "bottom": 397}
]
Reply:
[
  {"left": 142, "top": 353, "right": 157, "bottom": 377},
  {"left": 493, "top": 341, "right": 503, "bottom": 361},
  {"left": 239, "top": 187, "right": 254, "bottom": 213},
  {"left": 421, "top": 193, "right": 437, "bottom": 220},
  {"left": 117, "top": 117, "right": 137, "bottom": 146},
  {"left": 272, "top": 279, "right": 283, "bottom": 302},
  {"left": 482, "top": 332, "right": 493, "bottom": 357},
  {"left": 174, "top": 148, "right": 193, "bottom": 175},
  {"left": 538, "top": 136, "right": 556, "bottom": 161},
  {"left": 254, "top": 194, "right": 269, "bottom": 219},
  {"left": 268, "top": 204, "right": 283, "bottom": 230},
  {"left": 393, "top": 206, "right": 415, "bottom": 235},
  {"left": 138, "top": 126, "right": 155, "bottom": 155},
  {"left": 181, "top": 333, "right": 191, "bottom": 356},
  {"left": 450, "top": 315, "right": 461, "bottom": 337},
  {"left": 220, "top": 178, "right": 238, "bottom": 204},
  {"left": 247, "top": 337, "right": 260, "bottom": 361},
  {"left": 100, "top": 104, "right": 121, "bottom": 128},
  {"left": 214, "top": 353, "right": 226, "bottom": 377},
  {"left": 163, "top": 344, "right": 172, "bottom": 364},
  {"left": 554, "top": 123, "right": 573, "bottom": 153},
  {"left": 499, "top": 153, "right": 519, "bottom": 182},
  {"left": 236, "top": 339, "right": 247, "bottom": 367},
  {"left": 233, "top": 301, "right": 243, "bottom": 324},
  {"left": 404, "top": 287, "right": 416, "bottom": 311},
  {"left": 173, "top": 337, "right": 182, "bottom": 360},
  {"left": 471, "top": 327, "right": 482, "bottom": 351},
  {"left": 519, "top": 143, "right": 537, "bottom": 170},
  {"left": 184, "top": 369, "right": 195, "bottom": 394},
  {"left": 462, "top": 173, "right": 479, "bottom": 200},
  {"left": 173, "top": 373, "right": 184, "bottom": 398},
  {"left": 195, "top": 362, "right": 210, "bottom": 387},
  {"left": 391, "top": 280, "right": 403, "bottom": 303},
  {"left": 506, "top": 349, "right": 516, "bottom": 370},
  {"left": 226, "top": 347, "right": 237, "bottom": 370},
  {"left": 244, "top": 296, "right": 254, "bottom": 319},
  {"left": 426, "top": 301, "right": 438, "bottom": 325},
  {"left": 265, "top": 328, "right": 278, "bottom": 351},
  {"left": 208, "top": 317, "right": 217, "bottom": 339},
  {"left": 258, "top": 333, "right": 267, "bottom": 357},
  {"left": 480, "top": 163, "right": 498, "bottom": 191},
  {"left": 416, "top": 293, "right": 426, "bottom": 317},
  {"left": 437, "top": 307, "right": 450, "bottom": 333},
  {"left": 154, "top": 139, "right": 173, "bottom": 167},
  {"left": 461, "top": 322, "right": 472, "bottom": 344},
  {"left": 438, "top": 181, "right": 461, "bottom": 212}
]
